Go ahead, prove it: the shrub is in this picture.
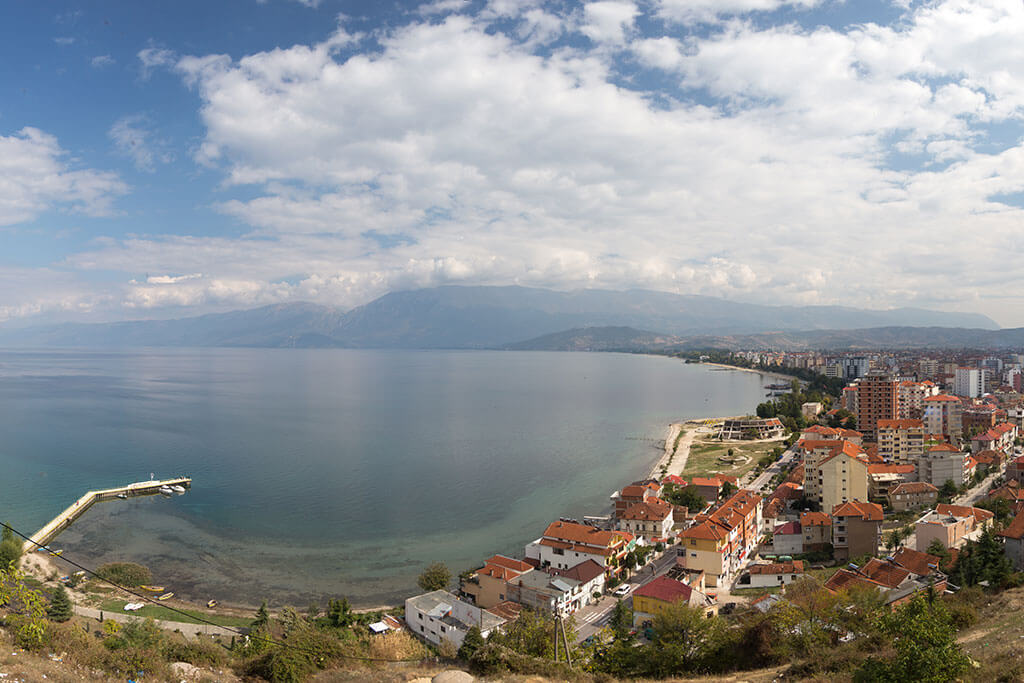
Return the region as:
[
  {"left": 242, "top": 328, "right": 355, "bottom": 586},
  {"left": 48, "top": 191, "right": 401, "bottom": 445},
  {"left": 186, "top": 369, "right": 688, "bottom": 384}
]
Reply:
[{"left": 95, "top": 562, "right": 152, "bottom": 588}]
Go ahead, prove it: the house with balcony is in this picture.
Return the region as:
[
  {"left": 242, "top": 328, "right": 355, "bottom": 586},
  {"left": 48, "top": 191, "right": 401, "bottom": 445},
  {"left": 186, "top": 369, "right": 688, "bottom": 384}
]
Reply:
[
  {"left": 525, "top": 520, "right": 633, "bottom": 578},
  {"left": 831, "top": 500, "right": 884, "bottom": 561}
]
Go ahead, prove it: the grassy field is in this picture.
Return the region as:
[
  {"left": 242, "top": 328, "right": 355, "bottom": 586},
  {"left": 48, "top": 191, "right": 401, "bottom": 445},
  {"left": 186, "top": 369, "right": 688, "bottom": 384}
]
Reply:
[
  {"left": 682, "top": 439, "right": 784, "bottom": 479},
  {"left": 99, "top": 599, "right": 253, "bottom": 628}
]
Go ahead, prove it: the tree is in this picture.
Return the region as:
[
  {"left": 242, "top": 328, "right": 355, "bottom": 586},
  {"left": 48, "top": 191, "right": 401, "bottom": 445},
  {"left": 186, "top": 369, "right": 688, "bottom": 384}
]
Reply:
[
  {"left": 609, "top": 598, "right": 633, "bottom": 639},
  {"left": 47, "top": 584, "right": 73, "bottom": 622},
  {"left": 926, "top": 539, "right": 951, "bottom": 568},
  {"left": 939, "top": 480, "right": 959, "bottom": 503},
  {"left": 252, "top": 601, "right": 270, "bottom": 630},
  {"left": 1, "top": 521, "right": 13, "bottom": 543},
  {"left": 854, "top": 595, "right": 969, "bottom": 683},
  {"left": 458, "top": 625, "right": 485, "bottom": 661},
  {"left": 327, "top": 597, "right": 353, "bottom": 627},
  {"left": 719, "top": 481, "right": 737, "bottom": 499},
  {"left": 417, "top": 562, "right": 452, "bottom": 591},
  {"left": 0, "top": 537, "right": 21, "bottom": 570},
  {"left": 646, "top": 601, "right": 728, "bottom": 676},
  {"left": 664, "top": 485, "right": 707, "bottom": 512}
]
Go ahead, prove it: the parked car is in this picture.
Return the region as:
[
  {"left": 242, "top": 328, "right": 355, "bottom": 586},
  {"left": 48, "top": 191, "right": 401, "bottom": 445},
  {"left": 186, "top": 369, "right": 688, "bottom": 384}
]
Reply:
[{"left": 613, "top": 583, "right": 631, "bottom": 597}]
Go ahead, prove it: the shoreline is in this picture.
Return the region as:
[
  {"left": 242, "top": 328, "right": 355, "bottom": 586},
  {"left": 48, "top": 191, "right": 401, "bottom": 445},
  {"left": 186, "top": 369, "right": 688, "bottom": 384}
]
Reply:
[{"left": 701, "top": 361, "right": 796, "bottom": 383}]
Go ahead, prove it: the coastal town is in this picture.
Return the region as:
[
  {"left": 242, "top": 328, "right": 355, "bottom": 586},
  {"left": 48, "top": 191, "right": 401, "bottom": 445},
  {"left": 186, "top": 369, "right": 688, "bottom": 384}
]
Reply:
[{"left": 400, "top": 350, "right": 1024, "bottom": 674}]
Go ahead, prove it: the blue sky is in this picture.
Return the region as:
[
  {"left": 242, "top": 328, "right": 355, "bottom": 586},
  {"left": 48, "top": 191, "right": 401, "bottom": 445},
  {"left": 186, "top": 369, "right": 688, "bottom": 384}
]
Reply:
[{"left": 3, "top": 0, "right": 1024, "bottom": 326}]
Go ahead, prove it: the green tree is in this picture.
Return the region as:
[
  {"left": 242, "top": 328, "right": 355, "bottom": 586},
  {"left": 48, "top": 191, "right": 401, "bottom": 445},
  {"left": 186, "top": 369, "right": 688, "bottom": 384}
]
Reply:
[
  {"left": 939, "top": 480, "right": 958, "bottom": 502},
  {"left": 417, "top": 562, "right": 452, "bottom": 591},
  {"left": 0, "top": 537, "right": 21, "bottom": 570},
  {"left": 664, "top": 485, "right": 708, "bottom": 511},
  {"left": 327, "top": 597, "right": 353, "bottom": 627},
  {"left": 609, "top": 598, "right": 633, "bottom": 639},
  {"left": 458, "top": 625, "right": 485, "bottom": 660},
  {"left": 854, "top": 595, "right": 969, "bottom": 683},
  {"left": 719, "top": 481, "right": 737, "bottom": 499},
  {"left": 1, "top": 521, "right": 13, "bottom": 543},
  {"left": 252, "top": 600, "right": 270, "bottom": 630},
  {"left": 47, "top": 584, "right": 73, "bottom": 622},
  {"left": 646, "top": 601, "right": 728, "bottom": 676}
]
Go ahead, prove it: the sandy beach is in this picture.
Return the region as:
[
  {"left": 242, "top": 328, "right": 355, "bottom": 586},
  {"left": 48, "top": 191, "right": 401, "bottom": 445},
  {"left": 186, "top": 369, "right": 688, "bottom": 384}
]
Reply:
[{"left": 648, "top": 418, "right": 729, "bottom": 479}]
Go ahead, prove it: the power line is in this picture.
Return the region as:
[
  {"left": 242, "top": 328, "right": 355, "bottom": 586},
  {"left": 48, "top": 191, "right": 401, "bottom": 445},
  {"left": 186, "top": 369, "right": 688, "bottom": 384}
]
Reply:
[{"left": 1, "top": 521, "right": 424, "bottom": 663}]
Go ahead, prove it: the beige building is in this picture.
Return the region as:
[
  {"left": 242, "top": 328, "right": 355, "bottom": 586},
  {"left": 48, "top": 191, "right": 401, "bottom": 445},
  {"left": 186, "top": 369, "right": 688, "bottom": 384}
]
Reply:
[
  {"left": 887, "top": 481, "right": 939, "bottom": 512},
  {"left": 804, "top": 441, "right": 869, "bottom": 513},
  {"left": 461, "top": 555, "right": 533, "bottom": 608},
  {"left": 915, "top": 504, "right": 994, "bottom": 551},
  {"left": 618, "top": 498, "right": 674, "bottom": 542},
  {"left": 876, "top": 418, "right": 925, "bottom": 464}
]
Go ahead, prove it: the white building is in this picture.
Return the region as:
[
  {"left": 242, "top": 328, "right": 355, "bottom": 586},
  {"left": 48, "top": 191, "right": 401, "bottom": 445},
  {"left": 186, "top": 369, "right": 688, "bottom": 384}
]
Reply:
[
  {"left": 405, "top": 591, "right": 508, "bottom": 649},
  {"left": 954, "top": 367, "right": 984, "bottom": 398}
]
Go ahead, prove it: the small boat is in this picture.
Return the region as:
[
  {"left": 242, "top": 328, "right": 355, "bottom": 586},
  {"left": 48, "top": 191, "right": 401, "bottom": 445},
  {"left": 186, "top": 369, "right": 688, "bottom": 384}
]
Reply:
[
  {"left": 117, "top": 492, "right": 128, "bottom": 499},
  {"left": 139, "top": 585, "right": 166, "bottom": 592},
  {"left": 171, "top": 485, "right": 186, "bottom": 494},
  {"left": 159, "top": 486, "right": 173, "bottom": 495},
  {"left": 50, "top": 549, "right": 64, "bottom": 557},
  {"left": 207, "top": 600, "right": 218, "bottom": 608},
  {"left": 158, "top": 592, "right": 174, "bottom": 601}
]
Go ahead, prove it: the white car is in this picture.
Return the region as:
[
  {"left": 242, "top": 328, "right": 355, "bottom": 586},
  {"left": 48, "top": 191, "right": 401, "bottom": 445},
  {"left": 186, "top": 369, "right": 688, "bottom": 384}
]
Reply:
[{"left": 613, "top": 583, "right": 631, "bottom": 597}]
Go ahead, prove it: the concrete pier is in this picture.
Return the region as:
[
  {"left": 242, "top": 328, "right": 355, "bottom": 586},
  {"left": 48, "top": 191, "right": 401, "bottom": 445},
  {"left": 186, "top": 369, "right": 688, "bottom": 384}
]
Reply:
[{"left": 23, "top": 477, "right": 192, "bottom": 553}]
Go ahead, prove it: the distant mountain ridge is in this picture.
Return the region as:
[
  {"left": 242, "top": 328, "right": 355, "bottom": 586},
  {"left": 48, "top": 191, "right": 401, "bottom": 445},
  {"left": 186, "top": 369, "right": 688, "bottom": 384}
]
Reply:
[{"left": 0, "top": 285, "right": 1003, "bottom": 350}]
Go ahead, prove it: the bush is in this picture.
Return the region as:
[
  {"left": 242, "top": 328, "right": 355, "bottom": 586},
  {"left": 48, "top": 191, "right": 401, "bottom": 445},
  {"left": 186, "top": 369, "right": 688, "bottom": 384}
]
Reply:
[
  {"left": 160, "top": 635, "right": 228, "bottom": 667},
  {"left": 96, "top": 562, "right": 152, "bottom": 588}
]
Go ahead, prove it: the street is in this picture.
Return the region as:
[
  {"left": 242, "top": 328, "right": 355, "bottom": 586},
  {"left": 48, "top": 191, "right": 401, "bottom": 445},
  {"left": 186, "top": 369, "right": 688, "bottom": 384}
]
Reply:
[{"left": 573, "top": 545, "right": 680, "bottom": 642}]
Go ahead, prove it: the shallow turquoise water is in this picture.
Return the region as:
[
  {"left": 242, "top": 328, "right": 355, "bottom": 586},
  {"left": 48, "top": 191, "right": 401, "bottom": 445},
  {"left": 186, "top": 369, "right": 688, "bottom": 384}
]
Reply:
[{"left": 0, "top": 348, "right": 770, "bottom": 606}]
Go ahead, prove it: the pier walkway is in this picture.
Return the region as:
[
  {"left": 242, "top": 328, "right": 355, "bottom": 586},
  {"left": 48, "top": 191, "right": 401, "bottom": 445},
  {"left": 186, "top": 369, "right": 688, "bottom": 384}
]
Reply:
[{"left": 23, "top": 477, "right": 192, "bottom": 553}]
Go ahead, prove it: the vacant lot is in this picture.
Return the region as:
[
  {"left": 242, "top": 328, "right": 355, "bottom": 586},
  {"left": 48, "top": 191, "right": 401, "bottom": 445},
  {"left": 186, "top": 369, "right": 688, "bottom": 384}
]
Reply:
[{"left": 682, "top": 439, "right": 784, "bottom": 479}]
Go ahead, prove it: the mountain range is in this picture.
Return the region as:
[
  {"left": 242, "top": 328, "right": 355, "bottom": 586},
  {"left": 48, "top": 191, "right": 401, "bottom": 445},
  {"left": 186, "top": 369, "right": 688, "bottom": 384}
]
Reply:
[{"left": 0, "top": 285, "right": 1006, "bottom": 351}]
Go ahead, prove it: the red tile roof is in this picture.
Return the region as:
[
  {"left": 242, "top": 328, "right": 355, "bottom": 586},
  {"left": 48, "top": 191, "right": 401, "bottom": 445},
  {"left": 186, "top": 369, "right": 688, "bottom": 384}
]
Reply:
[
  {"left": 999, "top": 513, "right": 1024, "bottom": 541},
  {"left": 936, "top": 504, "right": 994, "bottom": 523},
  {"left": 632, "top": 575, "right": 693, "bottom": 604},
  {"left": 889, "top": 482, "right": 939, "bottom": 495},
  {"left": 800, "top": 511, "right": 832, "bottom": 527},
  {"left": 891, "top": 547, "right": 943, "bottom": 576},
  {"left": 621, "top": 498, "right": 673, "bottom": 522},
  {"left": 859, "top": 558, "right": 910, "bottom": 588},
  {"left": 548, "top": 559, "right": 605, "bottom": 584},
  {"left": 877, "top": 419, "right": 924, "bottom": 429},
  {"left": 774, "top": 521, "right": 801, "bottom": 535},
  {"left": 832, "top": 500, "right": 884, "bottom": 521}
]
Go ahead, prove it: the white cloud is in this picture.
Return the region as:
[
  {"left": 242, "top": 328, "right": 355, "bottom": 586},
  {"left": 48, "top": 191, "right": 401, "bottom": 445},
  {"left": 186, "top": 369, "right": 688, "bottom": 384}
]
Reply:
[
  {"left": 91, "top": 55, "right": 115, "bottom": 68},
  {"left": 581, "top": 1, "right": 639, "bottom": 46},
  {"left": 53, "top": 36, "right": 75, "bottom": 46},
  {"left": 9, "top": 0, "right": 1024, "bottom": 326},
  {"left": 109, "top": 115, "right": 173, "bottom": 171},
  {"left": 417, "top": 0, "right": 470, "bottom": 16},
  {"left": 656, "top": 0, "right": 822, "bottom": 24},
  {"left": 0, "top": 127, "right": 127, "bottom": 226},
  {"left": 137, "top": 46, "right": 177, "bottom": 78}
]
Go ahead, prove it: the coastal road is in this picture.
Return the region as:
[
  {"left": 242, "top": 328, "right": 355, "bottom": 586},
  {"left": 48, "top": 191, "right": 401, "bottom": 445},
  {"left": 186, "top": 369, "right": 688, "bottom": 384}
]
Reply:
[
  {"left": 73, "top": 605, "right": 243, "bottom": 639},
  {"left": 573, "top": 547, "right": 680, "bottom": 643},
  {"left": 746, "top": 445, "right": 797, "bottom": 493}
]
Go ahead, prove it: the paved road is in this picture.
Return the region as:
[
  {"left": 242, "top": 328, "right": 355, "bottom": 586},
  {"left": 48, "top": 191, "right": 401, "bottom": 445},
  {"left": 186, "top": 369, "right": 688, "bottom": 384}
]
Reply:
[
  {"left": 574, "top": 548, "right": 680, "bottom": 643},
  {"left": 73, "top": 605, "right": 243, "bottom": 639},
  {"left": 746, "top": 445, "right": 797, "bottom": 492}
]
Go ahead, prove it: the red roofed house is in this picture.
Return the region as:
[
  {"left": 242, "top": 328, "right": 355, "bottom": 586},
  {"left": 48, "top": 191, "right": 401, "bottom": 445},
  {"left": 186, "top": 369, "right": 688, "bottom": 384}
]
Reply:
[
  {"left": 832, "top": 501, "right": 884, "bottom": 561},
  {"left": 800, "top": 511, "right": 832, "bottom": 551},
  {"left": 999, "top": 512, "right": 1024, "bottom": 571},
  {"left": 772, "top": 521, "right": 802, "bottom": 555},
  {"left": 800, "top": 425, "right": 864, "bottom": 445},
  {"left": 461, "top": 555, "right": 533, "bottom": 608},
  {"left": 887, "top": 481, "right": 939, "bottom": 512},
  {"left": 631, "top": 575, "right": 717, "bottom": 624},
  {"left": 525, "top": 521, "right": 633, "bottom": 578},
  {"left": 613, "top": 481, "right": 661, "bottom": 519},
  {"left": 678, "top": 489, "right": 762, "bottom": 587},
  {"left": 824, "top": 555, "right": 947, "bottom": 606},
  {"left": 973, "top": 449, "right": 1003, "bottom": 475},
  {"left": 971, "top": 422, "right": 1018, "bottom": 455},
  {"left": 618, "top": 497, "right": 674, "bottom": 542}
]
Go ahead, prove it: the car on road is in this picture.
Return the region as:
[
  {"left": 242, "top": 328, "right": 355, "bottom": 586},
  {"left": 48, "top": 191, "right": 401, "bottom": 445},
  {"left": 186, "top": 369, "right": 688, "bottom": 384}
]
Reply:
[{"left": 613, "top": 583, "right": 631, "bottom": 597}]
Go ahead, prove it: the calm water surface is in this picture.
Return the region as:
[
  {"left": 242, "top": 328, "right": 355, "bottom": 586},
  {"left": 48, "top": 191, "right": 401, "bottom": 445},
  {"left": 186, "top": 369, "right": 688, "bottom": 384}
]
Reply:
[{"left": 0, "top": 349, "right": 770, "bottom": 607}]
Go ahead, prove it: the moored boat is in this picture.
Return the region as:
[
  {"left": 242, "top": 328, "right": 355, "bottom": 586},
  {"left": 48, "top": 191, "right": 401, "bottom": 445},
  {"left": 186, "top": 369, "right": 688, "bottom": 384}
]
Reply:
[
  {"left": 207, "top": 599, "right": 218, "bottom": 608},
  {"left": 158, "top": 592, "right": 174, "bottom": 601},
  {"left": 159, "top": 485, "right": 173, "bottom": 495},
  {"left": 171, "top": 485, "right": 186, "bottom": 493},
  {"left": 139, "top": 585, "right": 166, "bottom": 592}
]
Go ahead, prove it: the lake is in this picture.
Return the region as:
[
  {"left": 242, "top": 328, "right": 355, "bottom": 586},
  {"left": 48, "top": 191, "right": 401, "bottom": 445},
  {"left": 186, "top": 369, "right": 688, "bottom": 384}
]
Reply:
[{"left": 0, "top": 348, "right": 771, "bottom": 607}]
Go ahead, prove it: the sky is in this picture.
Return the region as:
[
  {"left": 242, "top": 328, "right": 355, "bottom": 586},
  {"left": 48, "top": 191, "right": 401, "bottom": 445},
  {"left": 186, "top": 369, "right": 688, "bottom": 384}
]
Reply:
[{"left": 3, "top": 0, "right": 1024, "bottom": 327}]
